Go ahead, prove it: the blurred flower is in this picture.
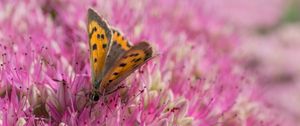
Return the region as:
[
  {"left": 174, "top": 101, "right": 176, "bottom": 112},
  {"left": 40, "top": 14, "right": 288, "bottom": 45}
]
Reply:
[
  {"left": 0, "top": 0, "right": 292, "bottom": 126},
  {"left": 202, "top": 0, "right": 286, "bottom": 29},
  {"left": 237, "top": 23, "right": 300, "bottom": 125}
]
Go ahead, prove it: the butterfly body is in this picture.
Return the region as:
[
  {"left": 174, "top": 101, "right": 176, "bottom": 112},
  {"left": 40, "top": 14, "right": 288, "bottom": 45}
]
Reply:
[{"left": 87, "top": 9, "right": 153, "bottom": 101}]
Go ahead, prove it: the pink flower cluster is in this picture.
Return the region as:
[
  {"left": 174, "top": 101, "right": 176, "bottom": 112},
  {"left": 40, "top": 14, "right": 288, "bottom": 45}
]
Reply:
[{"left": 0, "top": 0, "right": 292, "bottom": 125}]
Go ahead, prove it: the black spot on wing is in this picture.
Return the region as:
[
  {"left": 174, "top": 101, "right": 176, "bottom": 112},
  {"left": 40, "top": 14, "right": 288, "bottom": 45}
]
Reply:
[
  {"left": 113, "top": 72, "right": 118, "bottom": 75},
  {"left": 94, "top": 58, "right": 97, "bottom": 62},
  {"left": 131, "top": 58, "right": 141, "bottom": 63},
  {"left": 97, "top": 34, "right": 105, "bottom": 39},
  {"left": 129, "top": 53, "right": 139, "bottom": 57},
  {"left": 97, "top": 34, "right": 101, "bottom": 39},
  {"left": 102, "top": 44, "right": 107, "bottom": 48},
  {"left": 119, "top": 63, "right": 126, "bottom": 67},
  {"left": 92, "top": 44, "right": 97, "bottom": 50}
]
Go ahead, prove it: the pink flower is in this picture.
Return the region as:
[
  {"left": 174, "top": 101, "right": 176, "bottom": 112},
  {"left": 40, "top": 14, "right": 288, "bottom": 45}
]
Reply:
[{"left": 0, "top": 0, "right": 291, "bottom": 125}]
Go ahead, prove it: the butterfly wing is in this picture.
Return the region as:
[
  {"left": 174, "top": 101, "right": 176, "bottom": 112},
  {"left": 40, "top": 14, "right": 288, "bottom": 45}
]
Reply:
[
  {"left": 88, "top": 8, "right": 112, "bottom": 88},
  {"left": 99, "top": 42, "right": 153, "bottom": 94},
  {"left": 103, "top": 29, "right": 132, "bottom": 74}
]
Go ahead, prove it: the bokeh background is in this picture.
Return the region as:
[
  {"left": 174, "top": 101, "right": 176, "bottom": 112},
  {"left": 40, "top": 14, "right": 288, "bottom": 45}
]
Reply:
[{"left": 0, "top": 0, "right": 300, "bottom": 125}]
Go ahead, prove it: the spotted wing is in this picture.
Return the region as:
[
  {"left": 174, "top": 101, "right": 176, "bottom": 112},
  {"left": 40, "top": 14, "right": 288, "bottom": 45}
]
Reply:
[
  {"left": 99, "top": 42, "right": 153, "bottom": 94},
  {"left": 88, "top": 8, "right": 112, "bottom": 88},
  {"left": 103, "top": 29, "right": 132, "bottom": 75}
]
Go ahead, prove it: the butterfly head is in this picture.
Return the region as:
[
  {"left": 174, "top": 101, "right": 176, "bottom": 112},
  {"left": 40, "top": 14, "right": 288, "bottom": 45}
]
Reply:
[{"left": 89, "top": 91, "right": 100, "bottom": 101}]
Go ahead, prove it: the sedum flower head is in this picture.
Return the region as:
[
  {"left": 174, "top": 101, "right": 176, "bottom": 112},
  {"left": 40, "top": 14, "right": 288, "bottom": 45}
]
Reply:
[{"left": 0, "top": 0, "right": 291, "bottom": 126}]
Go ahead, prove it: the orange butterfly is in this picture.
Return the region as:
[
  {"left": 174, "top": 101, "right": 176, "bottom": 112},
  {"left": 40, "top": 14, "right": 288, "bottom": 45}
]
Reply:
[{"left": 87, "top": 8, "right": 153, "bottom": 101}]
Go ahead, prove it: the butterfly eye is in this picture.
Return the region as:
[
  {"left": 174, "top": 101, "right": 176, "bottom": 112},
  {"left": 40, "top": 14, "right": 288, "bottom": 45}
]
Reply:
[
  {"left": 89, "top": 92, "right": 100, "bottom": 101},
  {"left": 93, "top": 94, "right": 100, "bottom": 101}
]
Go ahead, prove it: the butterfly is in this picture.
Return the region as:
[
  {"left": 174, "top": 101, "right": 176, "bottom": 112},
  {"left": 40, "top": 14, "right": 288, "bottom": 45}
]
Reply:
[{"left": 87, "top": 8, "right": 153, "bottom": 101}]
